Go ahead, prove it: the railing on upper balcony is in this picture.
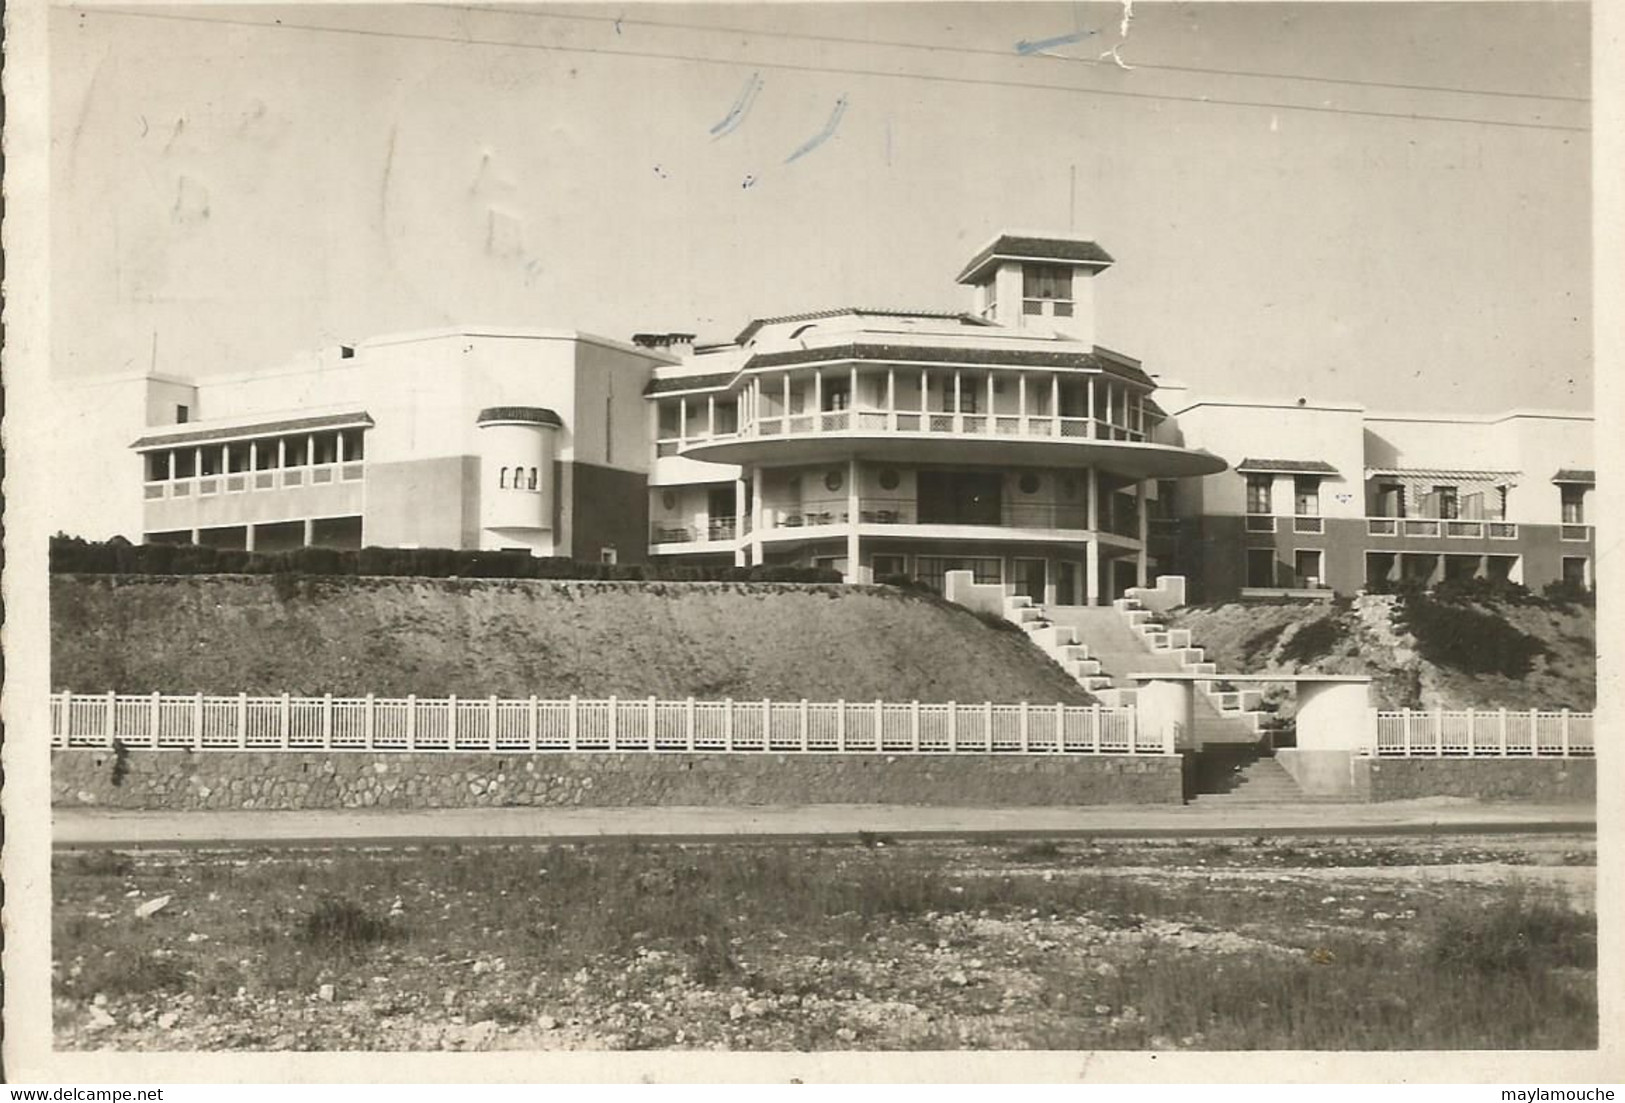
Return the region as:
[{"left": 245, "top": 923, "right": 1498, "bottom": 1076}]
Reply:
[
  {"left": 757, "top": 496, "right": 1138, "bottom": 536},
  {"left": 1560, "top": 523, "right": 1592, "bottom": 542},
  {"left": 144, "top": 461, "right": 364, "bottom": 501},
  {"left": 1365, "top": 517, "right": 1519, "bottom": 539},
  {"left": 649, "top": 517, "right": 743, "bottom": 546},
  {"left": 681, "top": 408, "right": 1145, "bottom": 450}
]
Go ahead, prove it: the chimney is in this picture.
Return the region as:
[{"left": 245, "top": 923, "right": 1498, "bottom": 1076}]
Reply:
[{"left": 632, "top": 332, "right": 697, "bottom": 357}]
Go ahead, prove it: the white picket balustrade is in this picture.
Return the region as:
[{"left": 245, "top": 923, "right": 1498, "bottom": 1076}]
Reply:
[
  {"left": 47, "top": 691, "right": 1162, "bottom": 755},
  {"left": 1368, "top": 708, "right": 1592, "bottom": 758}
]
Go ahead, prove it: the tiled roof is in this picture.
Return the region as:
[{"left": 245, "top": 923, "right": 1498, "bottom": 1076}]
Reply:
[
  {"left": 1236, "top": 458, "right": 1341, "bottom": 475},
  {"left": 1366, "top": 467, "right": 1520, "bottom": 483},
  {"left": 1552, "top": 468, "right": 1595, "bottom": 484},
  {"left": 743, "top": 342, "right": 1156, "bottom": 387},
  {"left": 734, "top": 308, "right": 989, "bottom": 346},
  {"left": 643, "top": 371, "right": 737, "bottom": 396},
  {"left": 956, "top": 235, "right": 1115, "bottom": 284},
  {"left": 131, "top": 411, "right": 373, "bottom": 450},
  {"left": 476, "top": 406, "right": 563, "bottom": 428}
]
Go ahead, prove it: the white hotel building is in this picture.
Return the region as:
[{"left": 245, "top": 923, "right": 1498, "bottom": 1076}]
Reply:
[{"left": 54, "top": 232, "right": 1595, "bottom": 603}]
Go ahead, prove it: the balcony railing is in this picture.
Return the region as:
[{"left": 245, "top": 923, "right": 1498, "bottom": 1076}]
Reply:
[
  {"left": 144, "top": 462, "right": 361, "bottom": 501},
  {"left": 1292, "top": 515, "right": 1324, "bottom": 535},
  {"left": 1245, "top": 514, "right": 1276, "bottom": 533},
  {"left": 1367, "top": 517, "right": 1519, "bottom": 539},
  {"left": 1560, "top": 524, "right": 1592, "bottom": 542},
  {"left": 650, "top": 517, "right": 742, "bottom": 546},
  {"left": 760, "top": 496, "right": 1125, "bottom": 535},
  {"left": 676, "top": 409, "right": 1145, "bottom": 451}
]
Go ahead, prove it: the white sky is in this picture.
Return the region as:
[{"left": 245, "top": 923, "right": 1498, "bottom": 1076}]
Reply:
[{"left": 48, "top": 1, "right": 1592, "bottom": 413}]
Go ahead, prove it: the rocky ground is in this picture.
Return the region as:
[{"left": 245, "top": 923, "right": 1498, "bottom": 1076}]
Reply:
[{"left": 53, "top": 833, "right": 1597, "bottom": 1052}]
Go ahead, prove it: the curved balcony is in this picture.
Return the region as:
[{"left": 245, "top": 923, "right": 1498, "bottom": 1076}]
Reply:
[{"left": 673, "top": 408, "right": 1226, "bottom": 479}]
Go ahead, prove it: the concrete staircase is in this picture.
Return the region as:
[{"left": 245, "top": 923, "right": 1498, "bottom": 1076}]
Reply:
[
  {"left": 1043, "top": 586, "right": 1266, "bottom": 749},
  {"left": 1184, "top": 744, "right": 1348, "bottom": 804},
  {"left": 954, "top": 573, "right": 1273, "bottom": 752},
  {"left": 974, "top": 574, "right": 1318, "bottom": 803}
]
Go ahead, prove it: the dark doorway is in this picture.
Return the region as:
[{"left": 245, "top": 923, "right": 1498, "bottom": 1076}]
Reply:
[
  {"left": 917, "top": 470, "right": 1003, "bottom": 525},
  {"left": 1246, "top": 548, "right": 1277, "bottom": 588},
  {"left": 708, "top": 485, "right": 737, "bottom": 540},
  {"left": 1014, "top": 558, "right": 1045, "bottom": 602}
]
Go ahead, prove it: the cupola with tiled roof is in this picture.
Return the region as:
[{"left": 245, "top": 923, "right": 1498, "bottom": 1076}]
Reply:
[{"left": 955, "top": 231, "right": 1115, "bottom": 345}]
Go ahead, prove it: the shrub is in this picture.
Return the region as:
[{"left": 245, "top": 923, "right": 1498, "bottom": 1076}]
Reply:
[
  {"left": 301, "top": 898, "right": 393, "bottom": 949},
  {"left": 1241, "top": 622, "right": 1288, "bottom": 662},
  {"left": 1279, "top": 617, "right": 1346, "bottom": 664},
  {"left": 1434, "top": 575, "right": 1535, "bottom": 606},
  {"left": 1427, "top": 888, "right": 1595, "bottom": 975},
  {"left": 1541, "top": 579, "right": 1595, "bottom": 608},
  {"left": 49, "top": 537, "right": 845, "bottom": 584},
  {"left": 1397, "top": 595, "right": 1548, "bottom": 677},
  {"left": 969, "top": 607, "right": 1023, "bottom": 634}
]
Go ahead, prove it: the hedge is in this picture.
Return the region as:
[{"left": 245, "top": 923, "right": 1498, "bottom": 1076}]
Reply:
[{"left": 48, "top": 536, "right": 844, "bottom": 584}]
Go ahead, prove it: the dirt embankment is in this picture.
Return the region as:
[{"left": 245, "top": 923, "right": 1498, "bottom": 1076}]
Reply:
[
  {"left": 1165, "top": 595, "right": 1595, "bottom": 713},
  {"left": 51, "top": 575, "right": 1094, "bottom": 704}
]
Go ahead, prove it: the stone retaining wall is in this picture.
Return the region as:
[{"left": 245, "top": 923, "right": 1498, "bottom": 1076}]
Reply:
[
  {"left": 52, "top": 749, "right": 1184, "bottom": 809},
  {"left": 1352, "top": 757, "right": 1595, "bottom": 802}
]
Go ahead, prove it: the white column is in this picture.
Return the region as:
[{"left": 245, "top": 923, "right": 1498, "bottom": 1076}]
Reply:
[
  {"left": 194, "top": 447, "right": 203, "bottom": 479},
  {"left": 846, "top": 456, "right": 861, "bottom": 582},
  {"left": 678, "top": 397, "right": 689, "bottom": 445},
  {"left": 245, "top": 524, "right": 256, "bottom": 552},
  {"left": 277, "top": 438, "right": 286, "bottom": 470},
  {"left": 1086, "top": 466, "right": 1101, "bottom": 605},
  {"left": 750, "top": 465, "right": 765, "bottom": 567},
  {"left": 734, "top": 473, "right": 748, "bottom": 566},
  {"left": 248, "top": 441, "right": 257, "bottom": 475},
  {"left": 336, "top": 432, "right": 345, "bottom": 464},
  {"left": 782, "top": 373, "right": 791, "bottom": 425},
  {"left": 1018, "top": 374, "right": 1027, "bottom": 425},
  {"left": 303, "top": 518, "right": 315, "bottom": 547},
  {"left": 986, "top": 372, "right": 995, "bottom": 419},
  {"left": 167, "top": 450, "right": 176, "bottom": 480},
  {"left": 708, "top": 393, "right": 716, "bottom": 435},
  {"left": 920, "top": 369, "right": 928, "bottom": 414},
  {"left": 886, "top": 367, "right": 896, "bottom": 426},
  {"left": 953, "top": 370, "right": 962, "bottom": 417},
  {"left": 1136, "top": 480, "right": 1149, "bottom": 587},
  {"left": 814, "top": 369, "right": 823, "bottom": 416},
  {"left": 1087, "top": 376, "right": 1096, "bottom": 436},
  {"left": 849, "top": 365, "right": 858, "bottom": 412}
]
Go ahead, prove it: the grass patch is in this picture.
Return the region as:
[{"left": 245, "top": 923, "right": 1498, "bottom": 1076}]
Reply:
[
  {"left": 1008, "top": 840, "right": 1064, "bottom": 862},
  {"left": 53, "top": 838, "right": 1597, "bottom": 1051}
]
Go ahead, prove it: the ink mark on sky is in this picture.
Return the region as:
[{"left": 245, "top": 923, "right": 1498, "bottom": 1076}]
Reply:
[
  {"left": 711, "top": 73, "right": 764, "bottom": 139},
  {"left": 1014, "top": 29, "right": 1095, "bottom": 56},
  {"left": 784, "top": 94, "right": 849, "bottom": 165}
]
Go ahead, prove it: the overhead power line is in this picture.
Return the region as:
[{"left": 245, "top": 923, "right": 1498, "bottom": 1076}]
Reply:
[
  {"left": 458, "top": 2, "right": 1591, "bottom": 105},
  {"left": 80, "top": 6, "right": 1590, "bottom": 135}
]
